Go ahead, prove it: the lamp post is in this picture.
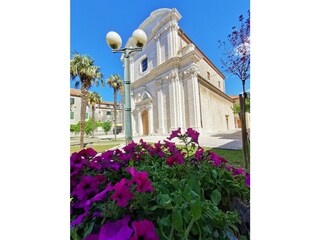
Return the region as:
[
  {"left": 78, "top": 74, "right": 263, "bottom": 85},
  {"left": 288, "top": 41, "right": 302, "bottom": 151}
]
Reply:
[{"left": 106, "top": 29, "right": 147, "bottom": 145}]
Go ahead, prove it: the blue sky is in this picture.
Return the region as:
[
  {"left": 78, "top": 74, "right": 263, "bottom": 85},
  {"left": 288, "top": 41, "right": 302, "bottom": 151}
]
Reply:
[{"left": 71, "top": 0, "right": 250, "bottom": 102}]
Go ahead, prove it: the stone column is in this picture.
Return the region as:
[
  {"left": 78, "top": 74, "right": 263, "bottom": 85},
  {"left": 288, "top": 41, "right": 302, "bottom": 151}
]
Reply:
[
  {"left": 147, "top": 105, "right": 154, "bottom": 135},
  {"left": 186, "top": 66, "right": 202, "bottom": 132},
  {"left": 168, "top": 74, "right": 178, "bottom": 130},
  {"left": 155, "top": 34, "right": 162, "bottom": 66},
  {"left": 137, "top": 109, "right": 143, "bottom": 136},
  {"left": 156, "top": 79, "right": 165, "bottom": 134}
]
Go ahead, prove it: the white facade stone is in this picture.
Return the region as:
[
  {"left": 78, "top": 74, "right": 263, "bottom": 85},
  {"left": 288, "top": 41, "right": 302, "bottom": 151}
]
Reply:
[{"left": 123, "top": 8, "right": 235, "bottom": 136}]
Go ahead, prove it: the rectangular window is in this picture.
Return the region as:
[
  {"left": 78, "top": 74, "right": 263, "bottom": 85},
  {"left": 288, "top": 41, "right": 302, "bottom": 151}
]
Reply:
[
  {"left": 86, "top": 113, "right": 89, "bottom": 119},
  {"left": 207, "top": 72, "right": 210, "bottom": 80},
  {"left": 218, "top": 81, "right": 221, "bottom": 88},
  {"left": 70, "top": 112, "right": 74, "bottom": 119},
  {"left": 70, "top": 98, "right": 75, "bottom": 105},
  {"left": 107, "top": 111, "right": 111, "bottom": 116},
  {"left": 141, "top": 58, "right": 148, "bottom": 72}
]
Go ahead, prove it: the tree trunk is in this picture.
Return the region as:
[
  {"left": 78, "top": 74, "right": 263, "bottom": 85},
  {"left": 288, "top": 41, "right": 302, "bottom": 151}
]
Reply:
[
  {"left": 80, "top": 85, "right": 88, "bottom": 149},
  {"left": 114, "top": 88, "right": 117, "bottom": 141},
  {"left": 92, "top": 105, "right": 95, "bottom": 138},
  {"left": 239, "top": 94, "right": 250, "bottom": 170}
]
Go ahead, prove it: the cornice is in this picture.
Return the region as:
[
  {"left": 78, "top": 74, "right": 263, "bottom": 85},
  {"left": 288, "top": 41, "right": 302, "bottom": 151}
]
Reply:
[
  {"left": 178, "top": 29, "right": 226, "bottom": 80},
  {"left": 197, "top": 75, "right": 233, "bottom": 102}
]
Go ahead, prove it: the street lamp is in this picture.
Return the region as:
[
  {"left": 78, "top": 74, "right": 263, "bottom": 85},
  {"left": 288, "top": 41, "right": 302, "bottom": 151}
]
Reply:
[{"left": 106, "top": 29, "right": 147, "bottom": 145}]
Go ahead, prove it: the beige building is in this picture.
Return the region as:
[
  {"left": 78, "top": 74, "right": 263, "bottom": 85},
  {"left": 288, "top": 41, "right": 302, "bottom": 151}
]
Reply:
[
  {"left": 70, "top": 88, "right": 122, "bottom": 132},
  {"left": 229, "top": 95, "right": 250, "bottom": 129},
  {"left": 123, "top": 8, "right": 235, "bottom": 136}
]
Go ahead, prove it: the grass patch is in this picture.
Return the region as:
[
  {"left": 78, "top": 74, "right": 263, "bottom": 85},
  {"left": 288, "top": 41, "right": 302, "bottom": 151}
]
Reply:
[
  {"left": 70, "top": 144, "right": 120, "bottom": 154},
  {"left": 204, "top": 147, "right": 244, "bottom": 168}
]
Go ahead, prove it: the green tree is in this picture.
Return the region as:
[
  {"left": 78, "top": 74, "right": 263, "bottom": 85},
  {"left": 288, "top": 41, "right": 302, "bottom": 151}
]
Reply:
[
  {"left": 232, "top": 97, "right": 250, "bottom": 114},
  {"left": 106, "top": 74, "right": 123, "bottom": 141},
  {"left": 70, "top": 53, "right": 103, "bottom": 148},
  {"left": 87, "top": 92, "right": 102, "bottom": 138},
  {"left": 101, "top": 121, "right": 112, "bottom": 135}
]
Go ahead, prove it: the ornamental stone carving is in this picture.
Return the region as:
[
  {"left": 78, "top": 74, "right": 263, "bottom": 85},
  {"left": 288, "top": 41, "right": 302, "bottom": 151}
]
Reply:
[{"left": 154, "top": 78, "right": 162, "bottom": 87}]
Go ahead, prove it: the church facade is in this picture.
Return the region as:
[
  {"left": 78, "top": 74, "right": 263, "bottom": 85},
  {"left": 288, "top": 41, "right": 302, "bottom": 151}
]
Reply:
[{"left": 124, "top": 8, "right": 235, "bottom": 136}]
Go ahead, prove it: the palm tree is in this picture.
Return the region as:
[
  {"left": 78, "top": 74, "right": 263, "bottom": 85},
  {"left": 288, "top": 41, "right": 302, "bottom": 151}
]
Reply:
[
  {"left": 106, "top": 74, "right": 123, "bottom": 141},
  {"left": 70, "top": 53, "right": 103, "bottom": 148},
  {"left": 87, "top": 92, "right": 102, "bottom": 138}
]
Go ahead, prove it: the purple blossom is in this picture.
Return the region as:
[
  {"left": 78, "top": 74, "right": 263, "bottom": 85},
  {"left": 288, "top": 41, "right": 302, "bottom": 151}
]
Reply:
[
  {"left": 126, "top": 167, "right": 154, "bottom": 193},
  {"left": 208, "top": 152, "right": 227, "bottom": 167},
  {"left": 85, "top": 183, "right": 113, "bottom": 206},
  {"left": 167, "top": 127, "right": 181, "bottom": 140},
  {"left": 185, "top": 128, "right": 200, "bottom": 144},
  {"left": 150, "top": 141, "right": 165, "bottom": 158},
  {"left": 110, "top": 178, "right": 134, "bottom": 207},
  {"left": 98, "top": 215, "right": 133, "bottom": 240},
  {"left": 123, "top": 141, "right": 138, "bottom": 154},
  {"left": 195, "top": 147, "right": 204, "bottom": 161},
  {"left": 245, "top": 174, "right": 250, "bottom": 187},
  {"left": 84, "top": 234, "right": 99, "bottom": 240},
  {"left": 71, "top": 204, "right": 90, "bottom": 226},
  {"left": 166, "top": 152, "right": 185, "bottom": 167},
  {"left": 163, "top": 140, "right": 178, "bottom": 153},
  {"left": 78, "top": 148, "right": 98, "bottom": 159},
  {"left": 70, "top": 152, "right": 87, "bottom": 176},
  {"left": 72, "top": 175, "right": 106, "bottom": 201},
  {"left": 140, "top": 139, "right": 151, "bottom": 150},
  {"left": 231, "top": 167, "right": 246, "bottom": 176},
  {"left": 130, "top": 219, "right": 159, "bottom": 240}
]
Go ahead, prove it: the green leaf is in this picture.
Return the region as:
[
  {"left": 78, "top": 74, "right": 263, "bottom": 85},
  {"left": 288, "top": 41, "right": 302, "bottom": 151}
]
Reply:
[
  {"left": 211, "top": 189, "right": 222, "bottom": 206},
  {"left": 172, "top": 208, "right": 183, "bottom": 232},
  {"left": 212, "top": 169, "right": 218, "bottom": 179},
  {"left": 190, "top": 199, "right": 202, "bottom": 220}
]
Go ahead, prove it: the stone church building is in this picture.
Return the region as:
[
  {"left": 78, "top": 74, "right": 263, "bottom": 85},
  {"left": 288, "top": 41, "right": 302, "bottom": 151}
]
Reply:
[{"left": 124, "top": 8, "right": 235, "bottom": 136}]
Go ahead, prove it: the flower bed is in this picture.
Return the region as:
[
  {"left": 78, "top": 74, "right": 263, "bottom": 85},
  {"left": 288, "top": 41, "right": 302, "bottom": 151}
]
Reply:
[{"left": 71, "top": 128, "right": 250, "bottom": 240}]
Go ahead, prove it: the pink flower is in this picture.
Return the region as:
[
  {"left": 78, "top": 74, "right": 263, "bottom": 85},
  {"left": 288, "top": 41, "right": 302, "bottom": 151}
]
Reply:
[
  {"left": 195, "top": 147, "right": 204, "bottom": 161},
  {"left": 185, "top": 128, "right": 200, "bottom": 144},
  {"left": 245, "top": 174, "right": 250, "bottom": 187},
  {"left": 110, "top": 178, "right": 134, "bottom": 207},
  {"left": 126, "top": 167, "right": 154, "bottom": 193},
  {"left": 167, "top": 128, "right": 181, "bottom": 140},
  {"left": 130, "top": 219, "right": 159, "bottom": 240},
  {"left": 166, "top": 152, "right": 185, "bottom": 167}
]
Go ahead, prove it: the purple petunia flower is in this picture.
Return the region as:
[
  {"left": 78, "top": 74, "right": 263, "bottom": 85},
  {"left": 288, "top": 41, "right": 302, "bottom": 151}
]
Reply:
[
  {"left": 123, "top": 141, "right": 138, "bottom": 154},
  {"left": 85, "top": 182, "right": 113, "bottom": 206},
  {"left": 163, "top": 140, "right": 178, "bottom": 153},
  {"left": 185, "top": 128, "right": 200, "bottom": 144},
  {"left": 208, "top": 152, "right": 227, "bottom": 167},
  {"left": 110, "top": 178, "right": 134, "bottom": 207},
  {"left": 130, "top": 219, "right": 159, "bottom": 240},
  {"left": 78, "top": 148, "right": 98, "bottom": 159},
  {"left": 167, "top": 127, "right": 181, "bottom": 140},
  {"left": 99, "top": 215, "right": 133, "bottom": 240},
  {"left": 84, "top": 234, "right": 99, "bottom": 240},
  {"left": 245, "top": 174, "right": 250, "bottom": 187},
  {"left": 166, "top": 152, "right": 185, "bottom": 167},
  {"left": 72, "top": 175, "right": 106, "bottom": 201},
  {"left": 125, "top": 167, "right": 154, "bottom": 192},
  {"left": 195, "top": 147, "right": 204, "bottom": 161},
  {"left": 71, "top": 204, "right": 90, "bottom": 226}
]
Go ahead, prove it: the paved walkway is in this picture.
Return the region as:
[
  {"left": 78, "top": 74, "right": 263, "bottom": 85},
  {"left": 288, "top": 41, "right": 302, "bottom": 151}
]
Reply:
[{"left": 92, "top": 129, "right": 244, "bottom": 150}]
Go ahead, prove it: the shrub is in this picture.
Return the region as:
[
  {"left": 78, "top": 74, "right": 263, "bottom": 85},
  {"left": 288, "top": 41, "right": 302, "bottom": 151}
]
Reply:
[
  {"left": 70, "top": 128, "right": 250, "bottom": 240},
  {"left": 101, "top": 121, "right": 112, "bottom": 135},
  {"left": 70, "top": 123, "right": 80, "bottom": 133}
]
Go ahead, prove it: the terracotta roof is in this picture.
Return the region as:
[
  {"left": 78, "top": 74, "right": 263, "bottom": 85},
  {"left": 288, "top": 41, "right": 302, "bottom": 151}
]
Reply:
[
  {"left": 70, "top": 88, "right": 82, "bottom": 97},
  {"left": 70, "top": 88, "right": 121, "bottom": 105},
  {"left": 229, "top": 95, "right": 239, "bottom": 100}
]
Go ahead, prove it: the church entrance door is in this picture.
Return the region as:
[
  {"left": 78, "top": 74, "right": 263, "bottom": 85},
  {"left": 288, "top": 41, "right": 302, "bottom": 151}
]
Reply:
[{"left": 142, "top": 110, "right": 149, "bottom": 135}]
